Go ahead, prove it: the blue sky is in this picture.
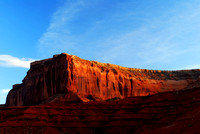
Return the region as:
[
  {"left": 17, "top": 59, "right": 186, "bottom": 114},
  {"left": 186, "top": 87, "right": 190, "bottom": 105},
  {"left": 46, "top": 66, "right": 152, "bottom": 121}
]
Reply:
[{"left": 1, "top": 0, "right": 200, "bottom": 104}]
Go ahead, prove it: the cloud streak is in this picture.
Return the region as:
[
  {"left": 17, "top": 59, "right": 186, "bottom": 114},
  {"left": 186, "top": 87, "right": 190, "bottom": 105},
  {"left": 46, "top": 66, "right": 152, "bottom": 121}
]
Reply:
[
  {"left": 0, "top": 89, "right": 10, "bottom": 104},
  {"left": 38, "top": 0, "right": 85, "bottom": 55},
  {"left": 183, "top": 64, "right": 200, "bottom": 70},
  {"left": 38, "top": 0, "right": 200, "bottom": 70},
  {"left": 0, "top": 55, "right": 35, "bottom": 68},
  {"left": 97, "top": 1, "right": 200, "bottom": 68},
  {"left": 0, "top": 89, "right": 10, "bottom": 94}
]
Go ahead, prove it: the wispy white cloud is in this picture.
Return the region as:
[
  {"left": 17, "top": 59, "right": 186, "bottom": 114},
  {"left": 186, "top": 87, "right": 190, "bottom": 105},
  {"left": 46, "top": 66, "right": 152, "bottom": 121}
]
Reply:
[
  {"left": 38, "top": 0, "right": 85, "bottom": 55},
  {"left": 0, "top": 55, "right": 35, "bottom": 68},
  {"left": 0, "top": 89, "right": 10, "bottom": 104},
  {"left": 94, "top": 1, "right": 200, "bottom": 69},
  {"left": 0, "top": 89, "right": 10, "bottom": 94},
  {"left": 183, "top": 64, "right": 200, "bottom": 70},
  {"left": 38, "top": 0, "right": 200, "bottom": 70}
]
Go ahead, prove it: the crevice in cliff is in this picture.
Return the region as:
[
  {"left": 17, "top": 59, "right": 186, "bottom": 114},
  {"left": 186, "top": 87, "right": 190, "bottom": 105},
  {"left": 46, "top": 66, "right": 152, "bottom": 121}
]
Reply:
[
  {"left": 106, "top": 70, "right": 109, "bottom": 87},
  {"left": 118, "top": 82, "right": 123, "bottom": 96},
  {"left": 86, "top": 95, "right": 96, "bottom": 101},
  {"left": 113, "top": 82, "right": 115, "bottom": 91},
  {"left": 97, "top": 77, "right": 100, "bottom": 89},
  {"left": 124, "top": 85, "right": 128, "bottom": 97}
]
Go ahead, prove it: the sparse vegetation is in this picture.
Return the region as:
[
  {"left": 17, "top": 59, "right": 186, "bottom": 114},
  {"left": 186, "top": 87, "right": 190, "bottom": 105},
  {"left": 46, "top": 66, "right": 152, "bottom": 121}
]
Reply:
[{"left": 106, "top": 97, "right": 121, "bottom": 101}]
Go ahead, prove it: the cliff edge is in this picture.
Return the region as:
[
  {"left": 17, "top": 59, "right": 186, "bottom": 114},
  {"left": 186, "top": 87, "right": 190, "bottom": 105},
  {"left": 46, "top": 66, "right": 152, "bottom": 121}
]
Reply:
[{"left": 6, "top": 53, "right": 200, "bottom": 106}]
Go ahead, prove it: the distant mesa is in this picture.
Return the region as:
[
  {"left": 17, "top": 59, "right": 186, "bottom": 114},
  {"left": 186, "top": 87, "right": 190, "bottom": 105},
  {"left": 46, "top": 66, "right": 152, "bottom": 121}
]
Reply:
[{"left": 5, "top": 53, "right": 200, "bottom": 107}]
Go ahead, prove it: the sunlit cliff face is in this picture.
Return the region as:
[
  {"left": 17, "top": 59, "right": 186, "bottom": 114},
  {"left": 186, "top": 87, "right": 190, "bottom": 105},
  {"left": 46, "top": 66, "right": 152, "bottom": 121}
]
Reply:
[{"left": 5, "top": 53, "right": 200, "bottom": 106}]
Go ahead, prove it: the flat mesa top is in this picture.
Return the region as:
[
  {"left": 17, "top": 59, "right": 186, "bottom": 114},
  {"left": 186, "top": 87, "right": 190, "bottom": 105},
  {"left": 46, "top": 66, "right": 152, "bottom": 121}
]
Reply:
[{"left": 30, "top": 53, "right": 200, "bottom": 74}]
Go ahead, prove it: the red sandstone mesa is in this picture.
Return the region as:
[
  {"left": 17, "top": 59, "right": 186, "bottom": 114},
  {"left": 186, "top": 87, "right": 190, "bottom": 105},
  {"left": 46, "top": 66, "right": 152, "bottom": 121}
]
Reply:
[
  {"left": 5, "top": 53, "right": 200, "bottom": 106},
  {"left": 2, "top": 53, "right": 200, "bottom": 134}
]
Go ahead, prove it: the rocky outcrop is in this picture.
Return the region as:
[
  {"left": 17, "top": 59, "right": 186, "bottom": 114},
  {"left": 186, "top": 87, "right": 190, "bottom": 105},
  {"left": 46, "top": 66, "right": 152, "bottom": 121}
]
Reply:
[{"left": 5, "top": 53, "right": 200, "bottom": 106}]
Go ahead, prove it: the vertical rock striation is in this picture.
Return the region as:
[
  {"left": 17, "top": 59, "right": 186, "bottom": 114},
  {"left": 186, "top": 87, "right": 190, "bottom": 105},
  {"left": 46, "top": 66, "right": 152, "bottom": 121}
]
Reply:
[{"left": 6, "top": 53, "right": 200, "bottom": 106}]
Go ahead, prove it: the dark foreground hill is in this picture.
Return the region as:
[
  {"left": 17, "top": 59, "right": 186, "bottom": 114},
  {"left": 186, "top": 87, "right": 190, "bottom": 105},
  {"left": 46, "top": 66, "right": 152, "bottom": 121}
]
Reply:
[{"left": 1, "top": 87, "right": 200, "bottom": 134}]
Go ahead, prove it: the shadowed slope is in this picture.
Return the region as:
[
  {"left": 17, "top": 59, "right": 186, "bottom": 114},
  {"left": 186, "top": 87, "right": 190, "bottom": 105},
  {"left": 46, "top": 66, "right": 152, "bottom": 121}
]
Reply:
[{"left": 1, "top": 87, "right": 200, "bottom": 133}]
